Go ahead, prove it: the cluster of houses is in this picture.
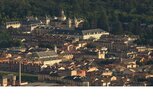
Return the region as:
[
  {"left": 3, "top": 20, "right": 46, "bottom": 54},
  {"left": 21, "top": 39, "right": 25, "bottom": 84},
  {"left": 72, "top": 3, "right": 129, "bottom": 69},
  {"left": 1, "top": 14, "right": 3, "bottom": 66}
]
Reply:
[{"left": 0, "top": 10, "right": 153, "bottom": 86}]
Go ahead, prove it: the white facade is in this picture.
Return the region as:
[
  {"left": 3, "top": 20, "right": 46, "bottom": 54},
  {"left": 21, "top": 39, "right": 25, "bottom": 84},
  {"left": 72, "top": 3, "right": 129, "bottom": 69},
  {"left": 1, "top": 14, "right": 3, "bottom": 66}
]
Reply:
[
  {"left": 6, "top": 22, "right": 21, "bottom": 29},
  {"left": 43, "top": 59, "right": 62, "bottom": 66},
  {"left": 83, "top": 32, "right": 109, "bottom": 40}
]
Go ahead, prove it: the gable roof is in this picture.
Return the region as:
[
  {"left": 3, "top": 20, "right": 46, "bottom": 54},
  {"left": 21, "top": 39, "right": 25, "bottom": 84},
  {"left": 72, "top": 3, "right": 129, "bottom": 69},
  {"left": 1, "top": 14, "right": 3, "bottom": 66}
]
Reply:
[
  {"left": 32, "top": 51, "right": 58, "bottom": 59},
  {"left": 37, "top": 51, "right": 57, "bottom": 57}
]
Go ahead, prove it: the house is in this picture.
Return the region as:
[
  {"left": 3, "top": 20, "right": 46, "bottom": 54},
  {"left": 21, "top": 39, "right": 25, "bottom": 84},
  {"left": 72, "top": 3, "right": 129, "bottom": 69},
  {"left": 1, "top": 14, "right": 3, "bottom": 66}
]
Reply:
[
  {"left": 123, "top": 69, "right": 135, "bottom": 75},
  {"left": 87, "top": 67, "right": 98, "bottom": 72},
  {"left": 81, "top": 50, "right": 106, "bottom": 59},
  {"left": 121, "top": 59, "right": 137, "bottom": 68},
  {"left": 59, "top": 53, "right": 74, "bottom": 61},
  {"left": 102, "top": 69, "right": 113, "bottom": 76},
  {"left": 101, "top": 77, "right": 111, "bottom": 86},
  {"left": 7, "top": 47, "right": 27, "bottom": 53},
  {"left": 5, "top": 21, "right": 21, "bottom": 29},
  {"left": 33, "top": 25, "right": 54, "bottom": 35},
  {"left": 71, "top": 70, "right": 86, "bottom": 77},
  {"left": 136, "top": 46, "right": 148, "bottom": 52},
  {"left": 94, "top": 35, "right": 132, "bottom": 53},
  {"left": 0, "top": 74, "right": 16, "bottom": 87},
  {"left": 111, "top": 76, "right": 117, "bottom": 81}
]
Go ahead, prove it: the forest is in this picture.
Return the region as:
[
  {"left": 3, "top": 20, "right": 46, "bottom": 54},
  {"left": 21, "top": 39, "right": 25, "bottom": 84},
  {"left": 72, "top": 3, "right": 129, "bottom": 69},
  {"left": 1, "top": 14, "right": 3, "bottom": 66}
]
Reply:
[{"left": 0, "top": 0, "right": 153, "bottom": 46}]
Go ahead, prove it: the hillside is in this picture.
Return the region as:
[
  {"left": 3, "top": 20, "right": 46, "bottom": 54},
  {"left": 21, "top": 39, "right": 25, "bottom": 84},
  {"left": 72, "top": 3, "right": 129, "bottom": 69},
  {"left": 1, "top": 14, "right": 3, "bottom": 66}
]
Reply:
[{"left": 0, "top": 0, "right": 153, "bottom": 45}]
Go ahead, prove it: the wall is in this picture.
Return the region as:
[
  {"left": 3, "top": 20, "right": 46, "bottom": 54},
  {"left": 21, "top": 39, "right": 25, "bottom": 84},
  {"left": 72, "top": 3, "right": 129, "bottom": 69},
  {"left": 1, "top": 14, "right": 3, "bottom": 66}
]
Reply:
[
  {"left": 6, "top": 23, "right": 21, "bottom": 29},
  {"left": 83, "top": 32, "right": 109, "bottom": 40},
  {"left": 43, "top": 59, "right": 62, "bottom": 66}
]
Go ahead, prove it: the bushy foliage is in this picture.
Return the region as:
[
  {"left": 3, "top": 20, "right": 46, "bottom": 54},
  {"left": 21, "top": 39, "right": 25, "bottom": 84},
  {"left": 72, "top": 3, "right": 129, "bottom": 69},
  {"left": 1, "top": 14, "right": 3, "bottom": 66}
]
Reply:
[{"left": 0, "top": 0, "right": 152, "bottom": 45}]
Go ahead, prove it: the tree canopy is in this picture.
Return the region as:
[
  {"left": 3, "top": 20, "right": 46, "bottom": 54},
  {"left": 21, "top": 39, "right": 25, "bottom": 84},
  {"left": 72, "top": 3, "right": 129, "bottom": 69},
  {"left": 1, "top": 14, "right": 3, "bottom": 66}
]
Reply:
[{"left": 0, "top": 0, "right": 153, "bottom": 45}]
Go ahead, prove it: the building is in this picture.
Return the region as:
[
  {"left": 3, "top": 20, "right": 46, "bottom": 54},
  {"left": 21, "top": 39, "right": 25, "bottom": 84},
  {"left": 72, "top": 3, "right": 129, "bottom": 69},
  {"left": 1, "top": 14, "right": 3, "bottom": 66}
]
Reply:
[
  {"left": 71, "top": 70, "right": 86, "bottom": 77},
  {"left": 59, "top": 53, "right": 74, "bottom": 61},
  {"left": 30, "top": 51, "right": 62, "bottom": 66},
  {"left": 0, "top": 74, "right": 16, "bottom": 87},
  {"left": 47, "top": 10, "right": 84, "bottom": 29},
  {"left": 102, "top": 69, "right": 113, "bottom": 76},
  {"left": 45, "top": 16, "right": 51, "bottom": 25},
  {"left": 80, "top": 49, "right": 107, "bottom": 60},
  {"left": 21, "top": 17, "right": 43, "bottom": 33},
  {"left": 50, "top": 28, "right": 109, "bottom": 40},
  {"left": 5, "top": 21, "right": 21, "bottom": 29},
  {"left": 95, "top": 35, "right": 130, "bottom": 52},
  {"left": 121, "top": 59, "right": 137, "bottom": 68}
]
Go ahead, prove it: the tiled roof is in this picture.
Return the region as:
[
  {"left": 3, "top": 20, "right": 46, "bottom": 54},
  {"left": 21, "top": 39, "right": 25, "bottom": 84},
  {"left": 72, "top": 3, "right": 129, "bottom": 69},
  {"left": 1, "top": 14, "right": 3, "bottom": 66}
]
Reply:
[
  {"left": 6, "top": 21, "right": 20, "bottom": 25},
  {"left": 37, "top": 51, "right": 57, "bottom": 57},
  {"left": 50, "top": 28, "right": 106, "bottom": 36},
  {"left": 33, "top": 51, "right": 58, "bottom": 58}
]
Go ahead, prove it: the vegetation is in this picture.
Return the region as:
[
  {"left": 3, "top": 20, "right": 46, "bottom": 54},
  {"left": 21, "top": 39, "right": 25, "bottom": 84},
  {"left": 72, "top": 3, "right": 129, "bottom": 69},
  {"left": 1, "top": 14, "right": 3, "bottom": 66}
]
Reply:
[
  {"left": 0, "top": 0, "right": 152, "bottom": 45},
  {"left": 0, "top": 29, "right": 22, "bottom": 48}
]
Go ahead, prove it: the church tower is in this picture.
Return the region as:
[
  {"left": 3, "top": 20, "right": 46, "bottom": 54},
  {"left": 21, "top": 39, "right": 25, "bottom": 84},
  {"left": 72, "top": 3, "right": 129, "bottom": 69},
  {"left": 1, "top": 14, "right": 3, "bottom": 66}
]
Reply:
[
  {"left": 45, "top": 16, "right": 50, "bottom": 25},
  {"left": 54, "top": 45, "right": 57, "bottom": 53},
  {"left": 60, "top": 10, "right": 66, "bottom": 21},
  {"left": 74, "top": 17, "right": 78, "bottom": 28},
  {"left": 98, "top": 50, "right": 106, "bottom": 59},
  {"left": 67, "top": 18, "right": 72, "bottom": 28}
]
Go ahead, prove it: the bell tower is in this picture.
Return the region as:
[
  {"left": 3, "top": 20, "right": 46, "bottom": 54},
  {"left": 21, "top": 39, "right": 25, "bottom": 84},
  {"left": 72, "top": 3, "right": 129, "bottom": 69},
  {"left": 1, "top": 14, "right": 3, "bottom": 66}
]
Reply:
[
  {"left": 60, "top": 9, "right": 66, "bottom": 21},
  {"left": 98, "top": 50, "right": 106, "bottom": 59},
  {"left": 45, "top": 16, "right": 50, "bottom": 25}
]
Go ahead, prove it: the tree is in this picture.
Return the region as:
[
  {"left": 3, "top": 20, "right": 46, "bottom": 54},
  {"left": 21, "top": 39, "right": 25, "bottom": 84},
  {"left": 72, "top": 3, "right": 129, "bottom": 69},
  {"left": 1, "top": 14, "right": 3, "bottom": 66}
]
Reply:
[
  {"left": 97, "top": 10, "right": 109, "bottom": 31},
  {"left": 0, "top": 29, "right": 22, "bottom": 48},
  {"left": 131, "top": 19, "right": 141, "bottom": 35},
  {"left": 0, "top": 0, "right": 153, "bottom": 38},
  {"left": 111, "top": 15, "right": 123, "bottom": 34}
]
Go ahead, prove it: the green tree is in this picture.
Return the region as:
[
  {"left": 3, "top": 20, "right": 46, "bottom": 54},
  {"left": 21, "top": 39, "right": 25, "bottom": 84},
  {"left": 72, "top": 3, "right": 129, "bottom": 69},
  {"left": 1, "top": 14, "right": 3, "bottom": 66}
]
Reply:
[
  {"left": 97, "top": 10, "right": 109, "bottom": 31},
  {"left": 111, "top": 15, "right": 123, "bottom": 34}
]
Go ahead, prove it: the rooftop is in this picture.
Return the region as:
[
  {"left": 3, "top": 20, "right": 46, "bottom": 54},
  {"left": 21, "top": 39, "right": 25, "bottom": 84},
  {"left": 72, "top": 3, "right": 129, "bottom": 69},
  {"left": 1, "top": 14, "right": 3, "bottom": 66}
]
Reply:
[{"left": 50, "top": 28, "right": 107, "bottom": 36}]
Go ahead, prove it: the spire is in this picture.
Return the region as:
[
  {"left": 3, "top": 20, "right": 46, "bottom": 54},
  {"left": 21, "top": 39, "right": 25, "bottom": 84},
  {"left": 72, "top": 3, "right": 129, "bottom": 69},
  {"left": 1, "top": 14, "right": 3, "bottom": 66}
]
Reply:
[
  {"left": 61, "top": 10, "right": 65, "bottom": 16},
  {"left": 60, "top": 9, "right": 66, "bottom": 21},
  {"left": 45, "top": 15, "right": 50, "bottom": 25},
  {"left": 74, "top": 17, "right": 79, "bottom": 28}
]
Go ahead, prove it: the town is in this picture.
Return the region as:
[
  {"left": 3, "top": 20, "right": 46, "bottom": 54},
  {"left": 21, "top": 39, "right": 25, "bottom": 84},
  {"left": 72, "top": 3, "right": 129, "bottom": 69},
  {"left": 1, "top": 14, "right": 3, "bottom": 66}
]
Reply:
[{"left": 0, "top": 10, "right": 153, "bottom": 86}]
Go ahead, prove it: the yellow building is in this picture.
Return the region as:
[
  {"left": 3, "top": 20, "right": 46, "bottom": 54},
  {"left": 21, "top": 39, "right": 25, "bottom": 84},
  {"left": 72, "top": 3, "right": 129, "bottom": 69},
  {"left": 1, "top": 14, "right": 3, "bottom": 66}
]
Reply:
[
  {"left": 6, "top": 21, "right": 21, "bottom": 29},
  {"left": 59, "top": 53, "right": 74, "bottom": 61},
  {"left": 98, "top": 50, "right": 106, "bottom": 59}
]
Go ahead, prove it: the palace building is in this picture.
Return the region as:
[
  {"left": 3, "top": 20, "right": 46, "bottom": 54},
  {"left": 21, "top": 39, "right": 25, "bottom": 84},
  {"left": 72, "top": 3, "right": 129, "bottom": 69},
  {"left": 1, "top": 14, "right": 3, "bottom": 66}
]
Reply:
[{"left": 50, "top": 28, "right": 109, "bottom": 40}]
